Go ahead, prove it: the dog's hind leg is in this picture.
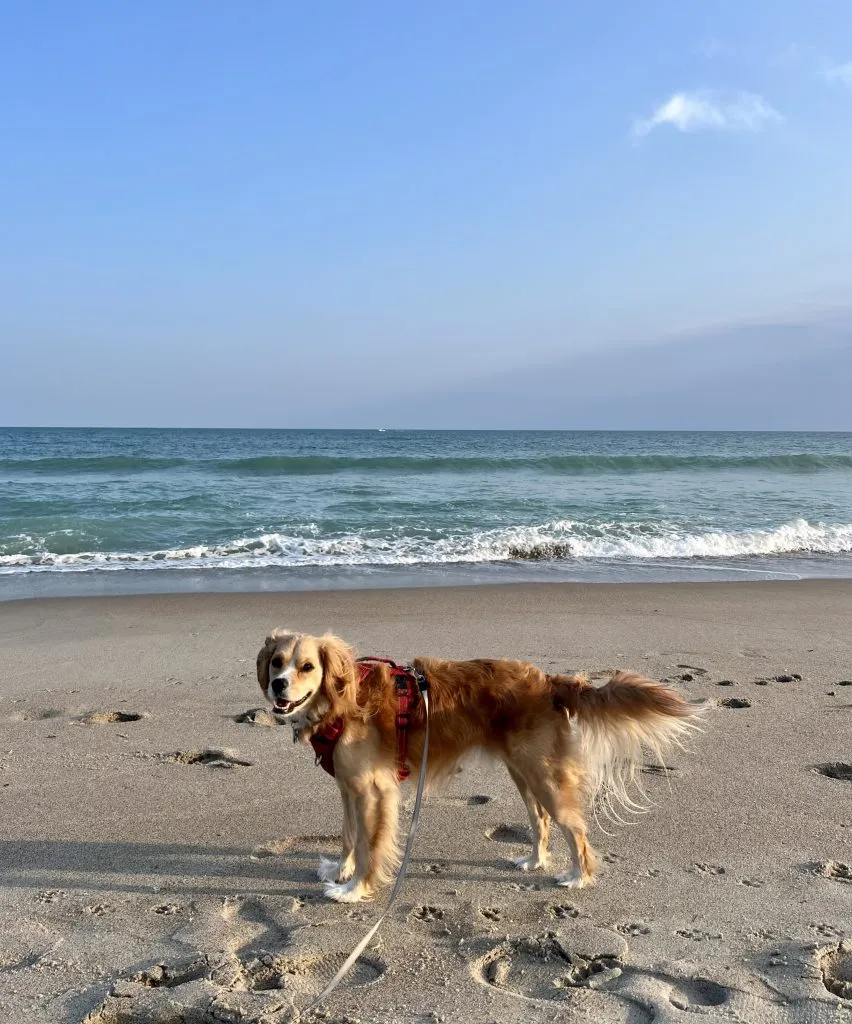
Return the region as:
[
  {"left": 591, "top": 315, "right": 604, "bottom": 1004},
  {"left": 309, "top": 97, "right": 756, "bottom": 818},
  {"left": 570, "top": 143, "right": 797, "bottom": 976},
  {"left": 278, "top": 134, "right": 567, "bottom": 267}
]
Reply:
[
  {"left": 520, "top": 767, "right": 598, "bottom": 888},
  {"left": 505, "top": 764, "right": 551, "bottom": 871}
]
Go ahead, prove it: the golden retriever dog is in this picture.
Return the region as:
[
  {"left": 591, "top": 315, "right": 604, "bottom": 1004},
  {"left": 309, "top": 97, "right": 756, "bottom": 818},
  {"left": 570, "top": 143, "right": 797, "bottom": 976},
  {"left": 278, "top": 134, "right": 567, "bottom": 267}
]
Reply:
[{"left": 256, "top": 630, "right": 699, "bottom": 903}]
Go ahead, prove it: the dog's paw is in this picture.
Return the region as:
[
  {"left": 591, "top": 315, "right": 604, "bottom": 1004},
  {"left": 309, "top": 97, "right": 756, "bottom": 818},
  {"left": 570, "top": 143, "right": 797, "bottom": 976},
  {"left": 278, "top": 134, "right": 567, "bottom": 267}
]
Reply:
[
  {"left": 317, "top": 856, "right": 340, "bottom": 882},
  {"left": 324, "top": 879, "right": 373, "bottom": 903},
  {"left": 337, "top": 856, "right": 356, "bottom": 883},
  {"left": 556, "top": 868, "right": 591, "bottom": 889},
  {"left": 512, "top": 853, "right": 550, "bottom": 872}
]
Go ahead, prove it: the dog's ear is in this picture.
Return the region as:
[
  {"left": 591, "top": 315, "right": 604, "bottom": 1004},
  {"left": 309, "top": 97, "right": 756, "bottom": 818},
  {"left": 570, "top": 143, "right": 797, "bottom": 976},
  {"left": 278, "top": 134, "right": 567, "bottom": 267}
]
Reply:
[
  {"left": 256, "top": 638, "right": 274, "bottom": 689},
  {"left": 318, "top": 633, "right": 356, "bottom": 701},
  {"left": 256, "top": 630, "right": 289, "bottom": 689}
]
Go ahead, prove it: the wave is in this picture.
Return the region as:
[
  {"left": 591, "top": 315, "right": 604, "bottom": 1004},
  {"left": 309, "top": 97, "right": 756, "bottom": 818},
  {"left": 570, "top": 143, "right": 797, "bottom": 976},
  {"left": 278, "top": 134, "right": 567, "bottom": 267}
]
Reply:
[
  {"left": 0, "top": 456, "right": 191, "bottom": 473},
  {"left": 3, "top": 518, "right": 851, "bottom": 573},
  {"left": 2, "top": 452, "right": 852, "bottom": 476}
]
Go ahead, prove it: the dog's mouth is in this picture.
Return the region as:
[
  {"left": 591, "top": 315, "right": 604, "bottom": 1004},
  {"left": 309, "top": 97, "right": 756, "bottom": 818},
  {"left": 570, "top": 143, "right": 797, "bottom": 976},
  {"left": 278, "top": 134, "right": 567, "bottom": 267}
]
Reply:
[{"left": 272, "top": 691, "right": 313, "bottom": 716}]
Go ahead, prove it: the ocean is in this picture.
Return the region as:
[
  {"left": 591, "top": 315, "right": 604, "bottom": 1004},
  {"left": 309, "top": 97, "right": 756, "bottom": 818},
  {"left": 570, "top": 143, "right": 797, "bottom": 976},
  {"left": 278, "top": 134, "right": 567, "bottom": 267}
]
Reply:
[{"left": 1, "top": 427, "right": 851, "bottom": 599}]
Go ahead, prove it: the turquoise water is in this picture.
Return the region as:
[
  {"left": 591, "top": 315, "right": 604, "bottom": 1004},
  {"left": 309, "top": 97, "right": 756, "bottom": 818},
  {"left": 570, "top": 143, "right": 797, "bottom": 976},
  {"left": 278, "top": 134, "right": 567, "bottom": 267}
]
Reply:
[{"left": 1, "top": 428, "right": 851, "bottom": 598}]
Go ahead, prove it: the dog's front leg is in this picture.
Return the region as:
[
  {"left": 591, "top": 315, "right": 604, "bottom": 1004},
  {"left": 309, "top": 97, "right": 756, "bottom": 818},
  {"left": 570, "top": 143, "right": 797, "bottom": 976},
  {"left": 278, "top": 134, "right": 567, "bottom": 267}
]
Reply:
[
  {"left": 317, "top": 786, "right": 357, "bottom": 884},
  {"left": 324, "top": 779, "right": 377, "bottom": 903}
]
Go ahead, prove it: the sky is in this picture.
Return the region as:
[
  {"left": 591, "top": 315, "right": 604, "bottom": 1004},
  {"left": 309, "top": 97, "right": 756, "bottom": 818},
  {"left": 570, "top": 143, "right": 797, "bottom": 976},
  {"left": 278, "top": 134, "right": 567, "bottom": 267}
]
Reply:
[{"left": 1, "top": 1, "right": 851, "bottom": 428}]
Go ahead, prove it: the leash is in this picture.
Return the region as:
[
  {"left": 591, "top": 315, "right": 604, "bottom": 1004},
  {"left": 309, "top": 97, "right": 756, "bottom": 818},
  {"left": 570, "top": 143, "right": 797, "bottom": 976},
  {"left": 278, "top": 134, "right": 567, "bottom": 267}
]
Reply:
[{"left": 300, "top": 671, "right": 430, "bottom": 1018}]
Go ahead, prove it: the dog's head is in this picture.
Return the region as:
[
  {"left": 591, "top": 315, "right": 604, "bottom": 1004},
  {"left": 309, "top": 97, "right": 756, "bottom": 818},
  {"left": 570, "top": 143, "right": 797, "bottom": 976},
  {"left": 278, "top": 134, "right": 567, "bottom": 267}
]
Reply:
[{"left": 256, "top": 630, "right": 357, "bottom": 724}]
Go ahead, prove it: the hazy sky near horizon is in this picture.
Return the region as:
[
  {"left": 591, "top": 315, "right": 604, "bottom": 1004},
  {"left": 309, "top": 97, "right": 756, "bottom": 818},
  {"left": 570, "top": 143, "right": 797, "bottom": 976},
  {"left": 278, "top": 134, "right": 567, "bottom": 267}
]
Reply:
[{"left": 2, "top": 1, "right": 852, "bottom": 427}]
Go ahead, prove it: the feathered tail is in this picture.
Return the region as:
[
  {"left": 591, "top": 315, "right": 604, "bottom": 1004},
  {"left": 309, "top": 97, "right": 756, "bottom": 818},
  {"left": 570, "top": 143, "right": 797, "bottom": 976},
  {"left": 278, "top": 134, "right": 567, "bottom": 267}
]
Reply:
[{"left": 550, "top": 672, "right": 702, "bottom": 821}]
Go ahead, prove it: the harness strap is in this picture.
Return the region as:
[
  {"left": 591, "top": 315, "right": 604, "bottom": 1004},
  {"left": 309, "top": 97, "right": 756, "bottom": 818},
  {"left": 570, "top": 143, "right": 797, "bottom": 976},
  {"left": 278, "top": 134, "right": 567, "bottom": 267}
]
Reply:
[
  {"left": 309, "top": 718, "right": 345, "bottom": 777},
  {"left": 310, "top": 658, "right": 423, "bottom": 781},
  {"left": 358, "top": 657, "right": 422, "bottom": 782}
]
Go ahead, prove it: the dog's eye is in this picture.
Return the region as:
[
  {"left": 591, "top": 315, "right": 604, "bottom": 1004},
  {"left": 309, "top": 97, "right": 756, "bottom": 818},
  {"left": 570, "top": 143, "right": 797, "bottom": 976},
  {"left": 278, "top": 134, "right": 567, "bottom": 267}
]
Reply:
[
  {"left": 301, "top": 662, "right": 315, "bottom": 673},
  {"left": 271, "top": 657, "right": 282, "bottom": 669}
]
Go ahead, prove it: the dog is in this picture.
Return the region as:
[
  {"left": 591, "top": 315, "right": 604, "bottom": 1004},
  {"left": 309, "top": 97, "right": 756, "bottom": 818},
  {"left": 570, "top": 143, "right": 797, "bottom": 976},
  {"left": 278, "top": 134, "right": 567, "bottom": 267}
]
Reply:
[{"left": 256, "top": 630, "right": 699, "bottom": 903}]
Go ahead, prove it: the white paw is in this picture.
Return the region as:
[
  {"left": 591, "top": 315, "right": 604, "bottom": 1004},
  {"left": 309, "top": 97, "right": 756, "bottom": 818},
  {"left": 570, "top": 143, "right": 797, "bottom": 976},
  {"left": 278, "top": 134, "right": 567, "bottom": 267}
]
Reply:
[
  {"left": 513, "top": 854, "right": 549, "bottom": 872},
  {"left": 324, "top": 878, "right": 371, "bottom": 903},
  {"left": 556, "top": 869, "right": 587, "bottom": 889},
  {"left": 317, "top": 857, "right": 340, "bottom": 882}
]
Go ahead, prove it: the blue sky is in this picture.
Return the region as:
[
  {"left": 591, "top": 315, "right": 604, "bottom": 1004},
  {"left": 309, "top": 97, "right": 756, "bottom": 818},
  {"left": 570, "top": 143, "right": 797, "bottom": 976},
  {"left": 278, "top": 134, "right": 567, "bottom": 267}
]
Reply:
[{"left": 1, "top": 1, "right": 851, "bottom": 427}]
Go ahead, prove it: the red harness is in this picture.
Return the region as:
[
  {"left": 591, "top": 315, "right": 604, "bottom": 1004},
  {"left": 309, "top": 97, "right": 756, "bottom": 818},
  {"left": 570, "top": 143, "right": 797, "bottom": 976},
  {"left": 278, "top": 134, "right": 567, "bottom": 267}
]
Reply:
[{"left": 309, "top": 658, "right": 423, "bottom": 781}]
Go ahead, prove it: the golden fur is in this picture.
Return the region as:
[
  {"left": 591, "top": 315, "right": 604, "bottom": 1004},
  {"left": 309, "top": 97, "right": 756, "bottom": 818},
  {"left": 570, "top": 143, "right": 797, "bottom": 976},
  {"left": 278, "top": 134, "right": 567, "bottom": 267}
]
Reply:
[{"left": 256, "top": 630, "right": 700, "bottom": 903}]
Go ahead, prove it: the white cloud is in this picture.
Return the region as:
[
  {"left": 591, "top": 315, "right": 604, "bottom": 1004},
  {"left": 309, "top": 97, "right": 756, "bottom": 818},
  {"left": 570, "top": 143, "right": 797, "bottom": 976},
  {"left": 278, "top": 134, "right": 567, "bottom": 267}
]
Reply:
[
  {"left": 822, "top": 61, "right": 852, "bottom": 87},
  {"left": 632, "top": 90, "right": 782, "bottom": 140}
]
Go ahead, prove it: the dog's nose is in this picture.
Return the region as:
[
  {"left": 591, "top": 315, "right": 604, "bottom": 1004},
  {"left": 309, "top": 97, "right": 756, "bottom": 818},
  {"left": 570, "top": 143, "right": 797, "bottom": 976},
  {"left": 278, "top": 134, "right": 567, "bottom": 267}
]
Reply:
[{"left": 271, "top": 678, "right": 286, "bottom": 698}]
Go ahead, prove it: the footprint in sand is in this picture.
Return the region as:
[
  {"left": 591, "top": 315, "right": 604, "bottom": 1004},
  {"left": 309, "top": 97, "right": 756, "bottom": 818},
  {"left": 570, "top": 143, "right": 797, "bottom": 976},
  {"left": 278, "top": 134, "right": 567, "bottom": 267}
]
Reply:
[
  {"left": 676, "top": 928, "right": 722, "bottom": 941},
  {"left": 36, "top": 889, "right": 65, "bottom": 904},
  {"left": 718, "top": 697, "right": 751, "bottom": 708},
  {"left": 152, "top": 749, "right": 253, "bottom": 768},
  {"left": 151, "top": 903, "right": 183, "bottom": 916},
  {"left": 474, "top": 933, "right": 644, "bottom": 1021},
  {"left": 617, "top": 922, "right": 650, "bottom": 936},
  {"left": 233, "top": 708, "right": 279, "bottom": 726},
  {"left": 211, "top": 948, "right": 385, "bottom": 995},
  {"left": 127, "top": 954, "right": 211, "bottom": 990},
  {"left": 815, "top": 861, "right": 852, "bottom": 883},
  {"left": 693, "top": 863, "right": 726, "bottom": 876},
  {"left": 668, "top": 978, "right": 730, "bottom": 1011},
  {"left": 78, "top": 710, "right": 144, "bottom": 725},
  {"left": 549, "top": 904, "right": 581, "bottom": 920},
  {"left": 250, "top": 838, "right": 293, "bottom": 859},
  {"left": 411, "top": 905, "right": 444, "bottom": 922},
  {"left": 86, "top": 946, "right": 386, "bottom": 1021},
  {"left": 480, "top": 907, "right": 502, "bottom": 922},
  {"left": 486, "top": 824, "right": 529, "bottom": 844},
  {"left": 813, "top": 763, "right": 852, "bottom": 781},
  {"left": 84, "top": 903, "right": 112, "bottom": 917},
  {"left": 820, "top": 940, "right": 852, "bottom": 1000},
  {"left": 810, "top": 923, "right": 843, "bottom": 938}
]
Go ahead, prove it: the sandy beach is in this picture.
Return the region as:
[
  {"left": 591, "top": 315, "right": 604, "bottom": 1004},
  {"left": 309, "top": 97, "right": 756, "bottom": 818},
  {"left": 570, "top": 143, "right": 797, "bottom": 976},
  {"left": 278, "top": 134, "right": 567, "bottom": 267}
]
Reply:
[{"left": 0, "top": 580, "right": 850, "bottom": 1023}]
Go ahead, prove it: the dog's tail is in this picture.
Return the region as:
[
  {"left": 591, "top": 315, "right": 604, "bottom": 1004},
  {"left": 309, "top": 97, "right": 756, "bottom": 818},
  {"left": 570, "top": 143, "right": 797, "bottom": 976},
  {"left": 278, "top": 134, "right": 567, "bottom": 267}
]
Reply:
[{"left": 550, "top": 672, "right": 702, "bottom": 819}]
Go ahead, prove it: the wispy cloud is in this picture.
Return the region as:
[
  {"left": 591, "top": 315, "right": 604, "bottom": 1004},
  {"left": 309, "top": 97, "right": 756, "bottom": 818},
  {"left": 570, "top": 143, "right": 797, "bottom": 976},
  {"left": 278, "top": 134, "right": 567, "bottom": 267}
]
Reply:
[
  {"left": 632, "top": 90, "right": 782, "bottom": 140},
  {"left": 822, "top": 61, "right": 852, "bottom": 87}
]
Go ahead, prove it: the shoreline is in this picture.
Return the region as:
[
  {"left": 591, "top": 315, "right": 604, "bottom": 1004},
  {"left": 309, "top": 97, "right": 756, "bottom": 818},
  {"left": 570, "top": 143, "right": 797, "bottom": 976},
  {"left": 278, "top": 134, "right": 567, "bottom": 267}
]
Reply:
[
  {"left": 2, "top": 551, "right": 851, "bottom": 602},
  {"left": 4, "top": 574, "right": 852, "bottom": 615}
]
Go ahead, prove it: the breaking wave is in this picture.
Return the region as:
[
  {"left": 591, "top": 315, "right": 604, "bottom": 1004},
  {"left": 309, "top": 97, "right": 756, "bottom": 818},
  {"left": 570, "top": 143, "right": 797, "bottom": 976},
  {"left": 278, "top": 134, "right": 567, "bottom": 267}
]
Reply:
[
  {"left": 3, "top": 453, "right": 852, "bottom": 476},
  {"left": 3, "top": 518, "right": 851, "bottom": 573}
]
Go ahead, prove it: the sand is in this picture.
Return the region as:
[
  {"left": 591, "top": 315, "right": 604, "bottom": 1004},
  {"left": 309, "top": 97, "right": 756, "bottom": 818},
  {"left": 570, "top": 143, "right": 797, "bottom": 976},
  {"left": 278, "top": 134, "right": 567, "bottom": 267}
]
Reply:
[{"left": 0, "top": 580, "right": 850, "bottom": 1023}]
